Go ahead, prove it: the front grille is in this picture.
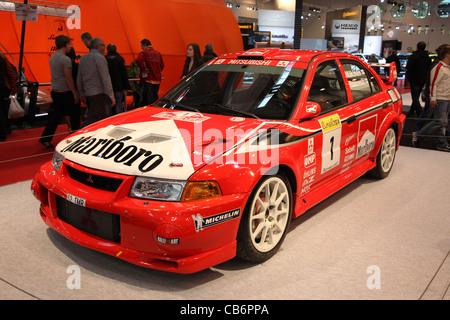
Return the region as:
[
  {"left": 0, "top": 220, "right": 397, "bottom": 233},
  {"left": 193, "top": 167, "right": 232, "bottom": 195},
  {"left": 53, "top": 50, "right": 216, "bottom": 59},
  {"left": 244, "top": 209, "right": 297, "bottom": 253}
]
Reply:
[
  {"left": 56, "top": 195, "right": 121, "bottom": 243},
  {"left": 66, "top": 165, "right": 122, "bottom": 192}
]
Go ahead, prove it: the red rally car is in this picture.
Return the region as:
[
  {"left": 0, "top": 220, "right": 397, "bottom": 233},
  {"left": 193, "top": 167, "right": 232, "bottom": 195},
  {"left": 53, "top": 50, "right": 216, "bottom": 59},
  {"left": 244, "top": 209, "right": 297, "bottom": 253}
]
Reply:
[{"left": 31, "top": 48, "right": 405, "bottom": 273}]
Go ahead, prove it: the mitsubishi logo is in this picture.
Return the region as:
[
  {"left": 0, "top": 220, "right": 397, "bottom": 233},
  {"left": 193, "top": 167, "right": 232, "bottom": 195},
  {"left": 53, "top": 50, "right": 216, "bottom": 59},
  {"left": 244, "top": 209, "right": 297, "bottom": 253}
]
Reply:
[{"left": 86, "top": 174, "right": 94, "bottom": 184}]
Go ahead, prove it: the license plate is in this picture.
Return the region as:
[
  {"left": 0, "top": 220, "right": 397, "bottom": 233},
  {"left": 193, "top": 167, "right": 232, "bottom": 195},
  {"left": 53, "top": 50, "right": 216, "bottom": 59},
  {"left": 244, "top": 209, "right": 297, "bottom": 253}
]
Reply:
[{"left": 67, "top": 193, "right": 86, "bottom": 207}]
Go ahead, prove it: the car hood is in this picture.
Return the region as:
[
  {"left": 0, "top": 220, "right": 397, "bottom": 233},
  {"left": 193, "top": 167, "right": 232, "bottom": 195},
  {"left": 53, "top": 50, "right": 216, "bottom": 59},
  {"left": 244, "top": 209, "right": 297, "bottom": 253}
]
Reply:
[{"left": 56, "top": 107, "right": 283, "bottom": 180}]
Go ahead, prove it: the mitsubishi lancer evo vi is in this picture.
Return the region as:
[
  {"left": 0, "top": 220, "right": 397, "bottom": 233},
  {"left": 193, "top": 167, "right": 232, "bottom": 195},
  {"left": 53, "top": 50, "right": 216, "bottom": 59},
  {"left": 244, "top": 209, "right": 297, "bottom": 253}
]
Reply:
[{"left": 31, "top": 48, "right": 405, "bottom": 273}]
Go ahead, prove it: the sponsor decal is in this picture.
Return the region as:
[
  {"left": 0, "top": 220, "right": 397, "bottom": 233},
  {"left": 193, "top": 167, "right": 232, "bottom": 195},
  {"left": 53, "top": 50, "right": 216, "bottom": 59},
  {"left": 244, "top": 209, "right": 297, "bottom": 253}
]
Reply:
[
  {"left": 214, "top": 58, "right": 293, "bottom": 67},
  {"left": 306, "top": 104, "right": 318, "bottom": 114},
  {"left": 228, "top": 59, "right": 273, "bottom": 66},
  {"left": 304, "top": 138, "right": 316, "bottom": 168},
  {"left": 307, "top": 137, "right": 314, "bottom": 154},
  {"left": 192, "top": 209, "right": 241, "bottom": 232},
  {"left": 60, "top": 135, "right": 164, "bottom": 173},
  {"left": 57, "top": 121, "right": 196, "bottom": 180},
  {"left": 319, "top": 114, "right": 341, "bottom": 133},
  {"left": 356, "top": 115, "right": 377, "bottom": 159},
  {"left": 276, "top": 61, "right": 290, "bottom": 67},
  {"left": 301, "top": 137, "right": 316, "bottom": 195},
  {"left": 153, "top": 111, "right": 210, "bottom": 123},
  {"left": 320, "top": 114, "right": 342, "bottom": 174},
  {"left": 304, "top": 152, "right": 316, "bottom": 168}
]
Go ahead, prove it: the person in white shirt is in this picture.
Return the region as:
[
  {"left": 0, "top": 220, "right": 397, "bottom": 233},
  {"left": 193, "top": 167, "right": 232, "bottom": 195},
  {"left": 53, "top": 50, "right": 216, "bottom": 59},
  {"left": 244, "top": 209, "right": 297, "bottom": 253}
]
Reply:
[{"left": 413, "top": 45, "right": 450, "bottom": 152}]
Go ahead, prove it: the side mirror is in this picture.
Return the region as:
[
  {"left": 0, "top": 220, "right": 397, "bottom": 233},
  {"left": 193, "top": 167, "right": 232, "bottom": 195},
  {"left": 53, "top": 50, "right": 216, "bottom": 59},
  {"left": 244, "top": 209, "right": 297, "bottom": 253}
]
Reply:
[
  {"left": 300, "top": 101, "right": 321, "bottom": 119},
  {"left": 385, "top": 62, "right": 398, "bottom": 85}
]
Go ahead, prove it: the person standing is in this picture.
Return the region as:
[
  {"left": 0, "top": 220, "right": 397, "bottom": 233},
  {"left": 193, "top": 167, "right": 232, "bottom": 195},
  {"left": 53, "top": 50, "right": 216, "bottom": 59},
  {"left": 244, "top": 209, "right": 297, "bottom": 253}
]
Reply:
[
  {"left": 199, "top": 43, "right": 217, "bottom": 66},
  {"left": 405, "top": 41, "right": 432, "bottom": 117},
  {"left": 77, "top": 37, "right": 115, "bottom": 127},
  {"left": 81, "top": 32, "right": 92, "bottom": 50},
  {"left": 0, "top": 51, "right": 17, "bottom": 142},
  {"left": 181, "top": 43, "right": 201, "bottom": 79},
  {"left": 368, "top": 53, "right": 379, "bottom": 73},
  {"left": 105, "top": 44, "right": 130, "bottom": 116},
  {"left": 136, "top": 39, "right": 164, "bottom": 107},
  {"left": 386, "top": 50, "right": 400, "bottom": 86},
  {"left": 414, "top": 44, "right": 449, "bottom": 132},
  {"left": 39, "top": 35, "right": 79, "bottom": 148},
  {"left": 412, "top": 46, "right": 450, "bottom": 152}
]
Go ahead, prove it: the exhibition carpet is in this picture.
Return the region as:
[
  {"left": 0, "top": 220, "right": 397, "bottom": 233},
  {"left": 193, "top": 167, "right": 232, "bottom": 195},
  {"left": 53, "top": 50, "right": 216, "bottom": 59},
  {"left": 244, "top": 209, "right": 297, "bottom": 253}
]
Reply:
[{"left": 0, "top": 124, "right": 70, "bottom": 187}]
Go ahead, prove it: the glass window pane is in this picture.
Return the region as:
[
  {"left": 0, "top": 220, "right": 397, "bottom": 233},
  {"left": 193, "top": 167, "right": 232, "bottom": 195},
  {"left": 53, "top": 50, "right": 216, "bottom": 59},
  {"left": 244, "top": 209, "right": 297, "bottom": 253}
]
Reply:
[
  {"left": 341, "top": 59, "right": 380, "bottom": 101},
  {"left": 307, "top": 60, "right": 347, "bottom": 113}
]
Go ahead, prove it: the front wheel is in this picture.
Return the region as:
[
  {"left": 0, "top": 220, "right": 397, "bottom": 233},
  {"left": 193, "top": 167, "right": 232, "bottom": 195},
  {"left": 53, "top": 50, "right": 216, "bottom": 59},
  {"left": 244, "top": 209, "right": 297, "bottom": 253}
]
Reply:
[
  {"left": 237, "top": 174, "right": 292, "bottom": 263},
  {"left": 369, "top": 127, "right": 397, "bottom": 179}
]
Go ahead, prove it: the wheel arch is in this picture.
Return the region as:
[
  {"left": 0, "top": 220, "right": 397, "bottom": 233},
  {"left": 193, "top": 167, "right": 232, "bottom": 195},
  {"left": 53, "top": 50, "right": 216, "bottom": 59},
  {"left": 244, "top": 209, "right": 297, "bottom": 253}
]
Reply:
[
  {"left": 275, "top": 164, "right": 297, "bottom": 194},
  {"left": 373, "top": 113, "right": 400, "bottom": 157}
]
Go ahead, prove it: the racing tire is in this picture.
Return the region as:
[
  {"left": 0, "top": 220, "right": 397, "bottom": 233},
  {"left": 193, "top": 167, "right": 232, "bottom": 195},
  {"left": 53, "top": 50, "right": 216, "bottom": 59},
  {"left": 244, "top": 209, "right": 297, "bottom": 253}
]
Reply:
[
  {"left": 369, "top": 127, "right": 397, "bottom": 179},
  {"left": 236, "top": 174, "right": 292, "bottom": 263}
]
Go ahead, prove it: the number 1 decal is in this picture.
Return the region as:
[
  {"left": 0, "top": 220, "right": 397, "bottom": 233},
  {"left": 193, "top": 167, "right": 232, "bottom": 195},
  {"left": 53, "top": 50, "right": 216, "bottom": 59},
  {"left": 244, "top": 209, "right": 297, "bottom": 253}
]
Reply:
[
  {"left": 319, "top": 114, "right": 342, "bottom": 174},
  {"left": 330, "top": 136, "right": 334, "bottom": 161}
]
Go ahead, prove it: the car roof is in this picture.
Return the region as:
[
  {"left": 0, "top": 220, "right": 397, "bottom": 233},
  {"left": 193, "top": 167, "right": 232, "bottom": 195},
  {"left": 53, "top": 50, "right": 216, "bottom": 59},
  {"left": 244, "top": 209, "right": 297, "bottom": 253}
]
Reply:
[{"left": 220, "top": 48, "right": 359, "bottom": 64}]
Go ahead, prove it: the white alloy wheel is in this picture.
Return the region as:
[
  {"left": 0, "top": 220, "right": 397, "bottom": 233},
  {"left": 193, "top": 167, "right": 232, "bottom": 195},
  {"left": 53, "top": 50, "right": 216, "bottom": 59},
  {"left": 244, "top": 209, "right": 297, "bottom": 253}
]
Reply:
[
  {"left": 369, "top": 127, "right": 397, "bottom": 179},
  {"left": 248, "top": 176, "right": 290, "bottom": 253},
  {"left": 380, "top": 128, "right": 396, "bottom": 173}
]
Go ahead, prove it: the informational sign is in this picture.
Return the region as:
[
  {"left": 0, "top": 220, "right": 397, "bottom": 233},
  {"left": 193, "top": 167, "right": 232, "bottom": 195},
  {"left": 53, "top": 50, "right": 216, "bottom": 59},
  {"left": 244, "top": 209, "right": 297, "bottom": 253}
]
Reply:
[
  {"left": 325, "top": 6, "right": 363, "bottom": 53},
  {"left": 332, "top": 19, "right": 361, "bottom": 34},
  {"left": 258, "top": 9, "right": 295, "bottom": 43},
  {"left": 15, "top": 3, "right": 38, "bottom": 22}
]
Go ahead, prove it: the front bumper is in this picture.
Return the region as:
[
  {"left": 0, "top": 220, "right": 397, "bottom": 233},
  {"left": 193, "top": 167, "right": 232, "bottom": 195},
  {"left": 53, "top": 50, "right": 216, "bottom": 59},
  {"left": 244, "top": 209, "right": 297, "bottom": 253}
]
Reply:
[{"left": 31, "top": 160, "right": 249, "bottom": 274}]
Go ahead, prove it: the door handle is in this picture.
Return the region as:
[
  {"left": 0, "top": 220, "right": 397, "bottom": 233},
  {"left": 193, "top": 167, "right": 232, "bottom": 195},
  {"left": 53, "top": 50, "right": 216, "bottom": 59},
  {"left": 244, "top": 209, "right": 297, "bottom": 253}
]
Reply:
[{"left": 347, "top": 115, "right": 357, "bottom": 124}]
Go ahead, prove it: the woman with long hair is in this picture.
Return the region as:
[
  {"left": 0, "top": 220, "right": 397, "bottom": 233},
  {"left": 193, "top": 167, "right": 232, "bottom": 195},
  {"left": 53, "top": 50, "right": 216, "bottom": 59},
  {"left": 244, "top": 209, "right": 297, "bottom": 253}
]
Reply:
[{"left": 181, "top": 43, "right": 201, "bottom": 79}]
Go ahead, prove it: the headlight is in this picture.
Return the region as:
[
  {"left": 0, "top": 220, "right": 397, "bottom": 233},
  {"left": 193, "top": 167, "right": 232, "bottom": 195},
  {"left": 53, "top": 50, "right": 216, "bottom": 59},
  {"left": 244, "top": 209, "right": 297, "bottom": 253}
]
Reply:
[
  {"left": 129, "top": 177, "right": 187, "bottom": 201},
  {"left": 52, "top": 151, "right": 65, "bottom": 171},
  {"left": 129, "top": 178, "right": 222, "bottom": 202}
]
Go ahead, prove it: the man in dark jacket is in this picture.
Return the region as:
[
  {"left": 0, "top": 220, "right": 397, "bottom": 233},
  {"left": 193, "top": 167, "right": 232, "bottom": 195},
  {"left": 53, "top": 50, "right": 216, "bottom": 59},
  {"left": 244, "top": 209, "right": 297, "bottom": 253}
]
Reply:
[
  {"left": 199, "top": 43, "right": 218, "bottom": 66},
  {"left": 386, "top": 50, "right": 400, "bottom": 86},
  {"left": 406, "top": 41, "right": 432, "bottom": 117},
  {"left": 106, "top": 44, "right": 130, "bottom": 115}
]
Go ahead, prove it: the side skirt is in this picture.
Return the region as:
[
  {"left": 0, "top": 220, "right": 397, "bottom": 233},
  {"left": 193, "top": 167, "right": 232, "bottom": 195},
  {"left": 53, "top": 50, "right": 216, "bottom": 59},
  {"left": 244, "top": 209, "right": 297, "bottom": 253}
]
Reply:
[{"left": 293, "top": 158, "right": 376, "bottom": 218}]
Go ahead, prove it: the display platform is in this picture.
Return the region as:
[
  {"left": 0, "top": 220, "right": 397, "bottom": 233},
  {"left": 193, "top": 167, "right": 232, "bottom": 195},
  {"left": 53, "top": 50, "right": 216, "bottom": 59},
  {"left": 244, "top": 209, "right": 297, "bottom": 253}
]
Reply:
[{"left": 0, "top": 146, "right": 448, "bottom": 300}]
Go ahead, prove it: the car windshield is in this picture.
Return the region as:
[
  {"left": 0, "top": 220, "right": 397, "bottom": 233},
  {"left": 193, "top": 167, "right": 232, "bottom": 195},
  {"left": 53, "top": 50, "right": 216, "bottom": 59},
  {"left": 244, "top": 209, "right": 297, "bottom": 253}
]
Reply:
[{"left": 156, "top": 63, "right": 305, "bottom": 121}]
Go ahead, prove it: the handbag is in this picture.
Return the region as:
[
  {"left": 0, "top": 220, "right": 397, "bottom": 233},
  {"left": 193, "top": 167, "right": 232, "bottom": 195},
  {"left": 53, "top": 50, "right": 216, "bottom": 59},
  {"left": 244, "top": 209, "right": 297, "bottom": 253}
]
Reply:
[{"left": 8, "top": 96, "right": 24, "bottom": 119}]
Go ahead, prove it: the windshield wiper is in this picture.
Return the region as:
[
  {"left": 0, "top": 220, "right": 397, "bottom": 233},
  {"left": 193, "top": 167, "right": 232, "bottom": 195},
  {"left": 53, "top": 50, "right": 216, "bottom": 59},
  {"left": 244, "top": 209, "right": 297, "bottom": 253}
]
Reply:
[
  {"left": 209, "top": 103, "right": 260, "bottom": 119},
  {"left": 159, "top": 98, "right": 200, "bottom": 112}
]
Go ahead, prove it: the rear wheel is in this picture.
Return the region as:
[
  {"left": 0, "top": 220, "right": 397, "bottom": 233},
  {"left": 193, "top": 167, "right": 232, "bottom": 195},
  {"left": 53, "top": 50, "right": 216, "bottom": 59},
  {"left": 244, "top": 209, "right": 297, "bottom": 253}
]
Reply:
[
  {"left": 370, "top": 127, "right": 397, "bottom": 179},
  {"left": 237, "top": 174, "right": 292, "bottom": 263}
]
